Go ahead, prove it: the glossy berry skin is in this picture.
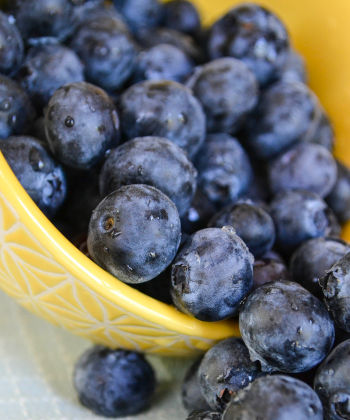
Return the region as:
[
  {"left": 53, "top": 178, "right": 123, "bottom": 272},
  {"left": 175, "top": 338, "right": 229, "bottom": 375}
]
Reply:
[
  {"left": 171, "top": 227, "right": 254, "bottom": 322},
  {"left": 162, "top": 0, "right": 201, "bottom": 36},
  {"left": 181, "top": 189, "right": 217, "bottom": 235},
  {"left": 270, "top": 190, "right": 338, "bottom": 255},
  {"left": 88, "top": 184, "right": 181, "bottom": 284},
  {"left": 279, "top": 49, "right": 307, "bottom": 83},
  {"left": 0, "top": 12, "right": 24, "bottom": 76},
  {"left": 246, "top": 81, "right": 321, "bottom": 159},
  {"left": 314, "top": 339, "right": 350, "bottom": 420},
  {"left": 268, "top": 143, "right": 337, "bottom": 198},
  {"left": 44, "top": 82, "right": 120, "bottom": 170},
  {"left": 209, "top": 201, "right": 275, "bottom": 258},
  {"left": 0, "top": 136, "right": 66, "bottom": 217},
  {"left": 119, "top": 80, "right": 206, "bottom": 158},
  {"left": 195, "top": 133, "right": 253, "bottom": 207},
  {"left": 70, "top": 17, "right": 137, "bottom": 91},
  {"left": 207, "top": 4, "right": 290, "bottom": 85},
  {"left": 99, "top": 136, "right": 197, "bottom": 216},
  {"left": 320, "top": 252, "right": 350, "bottom": 333},
  {"left": 0, "top": 75, "right": 35, "bottom": 139},
  {"left": 290, "top": 238, "right": 350, "bottom": 298},
  {"left": 11, "top": 0, "right": 76, "bottom": 41},
  {"left": 74, "top": 346, "right": 156, "bottom": 418},
  {"left": 18, "top": 44, "right": 84, "bottom": 108},
  {"left": 239, "top": 280, "right": 335, "bottom": 373},
  {"left": 182, "top": 359, "right": 210, "bottom": 412},
  {"left": 113, "top": 0, "right": 162, "bottom": 33},
  {"left": 223, "top": 375, "right": 323, "bottom": 420},
  {"left": 187, "top": 411, "right": 222, "bottom": 420},
  {"left": 327, "top": 161, "right": 350, "bottom": 223},
  {"left": 253, "top": 253, "right": 289, "bottom": 290},
  {"left": 198, "top": 338, "right": 261, "bottom": 411},
  {"left": 133, "top": 44, "right": 194, "bottom": 83},
  {"left": 187, "top": 58, "right": 258, "bottom": 134}
]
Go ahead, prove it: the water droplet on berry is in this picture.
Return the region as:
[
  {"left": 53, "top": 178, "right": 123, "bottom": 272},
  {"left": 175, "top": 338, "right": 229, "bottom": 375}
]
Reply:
[
  {"left": 7, "top": 15, "right": 15, "bottom": 25},
  {"left": 8, "top": 114, "right": 16, "bottom": 126},
  {"left": 65, "top": 116, "right": 74, "bottom": 128}
]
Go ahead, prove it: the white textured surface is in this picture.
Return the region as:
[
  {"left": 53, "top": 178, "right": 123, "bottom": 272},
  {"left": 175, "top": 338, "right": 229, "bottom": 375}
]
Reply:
[{"left": 0, "top": 290, "right": 191, "bottom": 420}]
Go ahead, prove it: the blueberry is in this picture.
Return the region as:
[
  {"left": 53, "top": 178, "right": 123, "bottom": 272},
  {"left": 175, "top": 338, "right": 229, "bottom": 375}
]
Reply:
[
  {"left": 0, "top": 12, "right": 24, "bottom": 76},
  {"left": 74, "top": 346, "right": 156, "bottom": 417},
  {"left": 327, "top": 160, "right": 350, "bottom": 224},
  {"left": 182, "top": 358, "right": 210, "bottom": 412},
  {"left": 18, "top": 44, "right": 84, "bottom": 108},
  {"left": 99, "top": 136, "right": 197, "bottom": 216},
  {"left": 187, "top": 410, "right": 222, "bottom": 420},
  {"left": 136, "top": 27, "right": 203, "bottom": 63},
  {"left": 133, "top": 44, "right": 194, "bottom": 83},
  {"left": 44, "top": 82, "right": 120, "bottom": 170},
  {"left": 198, "top": 338, "right": 261, "bottom": 411},
  {"left": 112, "top": 0, "right": 162, "bottom": 33},
  {"left": 245, "top": 81, "right": 321, "bottom": 159},
  {"left": 87, "top": 184, "right": 181, "bottom": 284},
  {"left": 11, "top": 0, "right": 76, "bottom": 41},
  {"left": 0, "top": 136, "right": 66, "bottom": 217},
  {"left": 195, "top": 133, "right": 253, "bottom": 207},
  {"left": 290, "top": 238, "right": 350, "bottom": 298},
  {"left": 0, "top": 74, "right": 35, "bottom": 139},
  {"left": 239, "top": 280, "right": 335, "bottom": 373},
  {"left": 181, "top": 189, "right": 217, "bottom": 235},
  {"left": 314, "top": 339, "right": 350, "bottom": 420},
  {"left": 268, "top": 143, "right": 338, "bottom": 198},
  {"left": 119, "top": 80, "right": 206, "bottom": 158},
  {"left": 207, "top": 4, "right": 290, "bottom": 85},
  {"left": 253, "top": 252, "right": 290, "bottom": 290},
  {"left": 270, "top": 190, "right": 339, "bottom": 255},
  {"left": 171, "top": 227, "right": 254, "bottom": 322},
  {"left": 307, "top": 110, "right": 335, "bottom": 151},
  {"left": 223, "top": 375, "right": 323, "bottom": 420},
  {"left": 73, "top": 2, "right": 126, "bottom": 28},
  {"left": 320, "top": 252, "right": 350, "bottom": 334},
  {"left": 162, "top": 0, "right": 201, "bottom": 36},
  {"left": 70, "top": 16, "right": 137, "bottom": 91},
  {"left": 279, "top": 49, "right": 308, "bottom": 83},
  {"left": 209, "top": 201, "right": 275, "bottom": 258},
  {"left": 187, "top": 58, "right": 258, "bottom": 134}
]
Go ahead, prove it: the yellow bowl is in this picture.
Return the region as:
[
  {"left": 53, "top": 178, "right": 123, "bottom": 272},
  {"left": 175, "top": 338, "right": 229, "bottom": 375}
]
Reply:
[{"left": 1, "top": 0, "right": 350, "bottom": 357}]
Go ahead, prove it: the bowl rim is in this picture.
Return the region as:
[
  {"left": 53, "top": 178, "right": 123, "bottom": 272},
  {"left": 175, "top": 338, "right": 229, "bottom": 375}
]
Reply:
[{"left": 0, "top": 151, "right": 239, "bottom": 340}]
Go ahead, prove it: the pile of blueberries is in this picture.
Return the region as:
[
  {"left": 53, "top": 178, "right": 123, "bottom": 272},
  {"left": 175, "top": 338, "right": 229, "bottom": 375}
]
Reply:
[{"left": 1, "top": 0, "right": 350, "bottom": 418}]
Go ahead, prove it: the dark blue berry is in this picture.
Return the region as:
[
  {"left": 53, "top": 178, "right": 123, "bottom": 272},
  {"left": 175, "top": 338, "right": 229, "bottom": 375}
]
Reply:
[
  {"left": 290, "top": 237, "right": 350, "bottom": 298},
  {"left": 239, "top": 280, "right": 335, "bottom": 373},
  {"left": 198, "top": 338, "right": 261, "bottom": 411},
  {"left": 195, "top": 133, "right": 252, "bottom": 207},
  {"left": 268, "top": 143, "right": 337, "bottom": 198},
  {"left": 0, "top": 136, "right": 66, "bottom": 217},
  {"left": 0, "top": 75, "right": 35, "bottom": 139},
  {"left": 187, "top": 58, "right": 258, "bottom": 134},
  {"left": 327, "top": 160, "right": 350, "bottom": 224},
  {"left": 223, "top": 375, "right": 323, "bottom": 420},
  {"left": 18, "top": 44, "right": 84, "bottom": 108},
  {"left": 171, "top": 227, "right": 253, "bottom": 322},
  {"left": 0, "top": 12, "right": 24, "bottom": 76},
  {"left": 270, "top": 190, "right": 339, "bottom": 255},
  {"left": 133, "top": 43, "right": 194, "bottom": 83},
  {"left": 279, "top": 49, "right": 307, "bottom": 83},
  {"left": 99, "top": 136, "right": 197, "bottom": 216},
  {"left": 314, "top": 339, "right": 350, "bottom": 420},
  {"left": 253, "top": 252, "right": 289, "bottom": 290},
  {"left": 119, "top": 80, "right": 206, "bottom": 158},
  {"left": 74, "top": 346, "right": 156, "bottom": 417},
  {"left": 320, "top": 252, "right": 350, "bottom": 333},
  {"left": 44, "top": 82, "right": 120, "bottom": 170},
  {"left": 162, "top": 0, "right": 201, "bottom": 36},
  {"left": 209, "top": 201, "right": 275, "bottom": 258},
  {"left": 245, "top": 81, "right": 321, "bottom": 159},
  {"left": 70, "top": 16, "right": 137, "bottom": 91},
  {"left": 182, "top": 358, "right": 210, "bottom": 412},
  {"left": 87, "top": 184, "right": 181, "bottom": 284},
  {"left": 207, "top": 4, "right": 290, "bottom": 85}
]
